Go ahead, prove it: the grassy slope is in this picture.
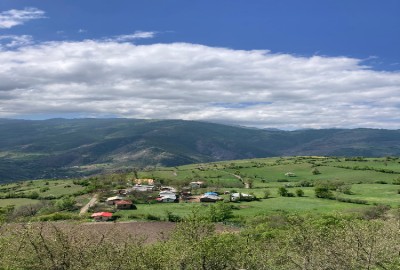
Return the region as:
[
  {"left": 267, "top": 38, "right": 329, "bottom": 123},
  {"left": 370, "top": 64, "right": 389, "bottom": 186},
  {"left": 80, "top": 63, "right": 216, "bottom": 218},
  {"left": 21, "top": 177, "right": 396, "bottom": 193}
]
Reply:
[
  {"left": 1, "top": 118, "right": 400, "bottom": 182},
  {"left": 124, "top": 157, "right": 400, "bottom": 219},
  {"left": 1, "top": 157, "right": 399, "bottom": 216}
]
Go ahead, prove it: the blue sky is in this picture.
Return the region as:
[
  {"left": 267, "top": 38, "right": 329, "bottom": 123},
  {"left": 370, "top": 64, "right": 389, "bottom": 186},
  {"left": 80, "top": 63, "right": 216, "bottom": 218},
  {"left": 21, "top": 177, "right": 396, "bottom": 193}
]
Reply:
[{"left": 0, "top": 0, "right": 399, "bottom": 129}]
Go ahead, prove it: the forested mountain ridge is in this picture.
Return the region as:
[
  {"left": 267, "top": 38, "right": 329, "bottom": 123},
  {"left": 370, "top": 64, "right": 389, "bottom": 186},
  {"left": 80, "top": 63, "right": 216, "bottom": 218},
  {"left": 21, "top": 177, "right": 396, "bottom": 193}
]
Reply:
[{"left": 0, "top": 118, "right": 399, "bottom": 181}]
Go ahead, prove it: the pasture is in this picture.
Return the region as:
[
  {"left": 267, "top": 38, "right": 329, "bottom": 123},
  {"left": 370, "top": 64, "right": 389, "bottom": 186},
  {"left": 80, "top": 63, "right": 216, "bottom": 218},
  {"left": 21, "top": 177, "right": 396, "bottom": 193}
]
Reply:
[{"left": 1, "top": 156, "right": 399, "bottom": 221}]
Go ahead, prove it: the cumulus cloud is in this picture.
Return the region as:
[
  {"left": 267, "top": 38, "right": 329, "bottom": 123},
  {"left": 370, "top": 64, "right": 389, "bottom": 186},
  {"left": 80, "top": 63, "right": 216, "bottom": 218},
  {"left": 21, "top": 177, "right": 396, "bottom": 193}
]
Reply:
[
  {"left": 0, "top": 7, "right": 45, "bottom": 29},
  {"left": 0, "top": 40, "right": 399, "bottom": 129}
]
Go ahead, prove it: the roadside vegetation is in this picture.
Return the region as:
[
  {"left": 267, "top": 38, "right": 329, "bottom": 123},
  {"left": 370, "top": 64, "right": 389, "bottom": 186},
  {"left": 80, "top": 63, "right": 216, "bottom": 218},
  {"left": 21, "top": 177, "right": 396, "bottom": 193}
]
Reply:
[{"left": 0, "top": 209, "right": 399, "bottom": 269}]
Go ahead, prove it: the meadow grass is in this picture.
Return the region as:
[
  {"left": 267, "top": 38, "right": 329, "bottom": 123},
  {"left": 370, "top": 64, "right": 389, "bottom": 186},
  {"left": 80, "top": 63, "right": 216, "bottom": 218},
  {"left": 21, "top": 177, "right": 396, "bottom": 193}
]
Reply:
[
  {"left": 120, "top": 157, "right": 400, "bottom": 220},
  {"left": 339, "top": 183, "right": 400, "bottom": 206},
  {"left": 0, "top": 198, "right": 39, "bottom": 207},
  {"left": 114, "top": 194, "right": 370, "bottom": 221},
  {"left": 2, "top": 156, "right": 400, "bottom": 220},
  {"left": 0, "top": 179, "right": 85, "bottom": 197}
]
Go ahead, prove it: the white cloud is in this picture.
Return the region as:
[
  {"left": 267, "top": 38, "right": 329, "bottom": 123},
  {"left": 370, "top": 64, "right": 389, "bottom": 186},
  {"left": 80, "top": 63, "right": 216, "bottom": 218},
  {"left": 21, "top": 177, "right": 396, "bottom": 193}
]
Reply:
[
  {"left": 0, "top": 35, "right": 33, "bottom": 48},
  {"left": 0, "top": 40, "right": 399, "bottom": 129},
  {"left": 110, "top": 31, "right": 157, "bottom": 42},
  {"left": 0, "top": 7, "right": 45, "bottom": 29}
]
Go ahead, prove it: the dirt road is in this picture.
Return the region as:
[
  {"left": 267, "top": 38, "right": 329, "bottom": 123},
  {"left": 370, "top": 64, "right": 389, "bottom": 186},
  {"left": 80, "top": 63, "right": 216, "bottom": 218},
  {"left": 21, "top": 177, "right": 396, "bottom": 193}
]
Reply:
[{"left": 79, "top": 194, "right": 98, "bottom": 215}]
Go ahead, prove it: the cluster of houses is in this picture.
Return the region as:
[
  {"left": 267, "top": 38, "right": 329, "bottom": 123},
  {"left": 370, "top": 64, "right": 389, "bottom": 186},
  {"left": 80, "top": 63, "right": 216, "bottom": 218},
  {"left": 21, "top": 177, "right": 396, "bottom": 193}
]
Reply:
[
  {"left": 90, "top": 179, "right": 255, "bottom": 221},
  {"left": 106, "top": 196, "right": 136, "bottom": 209},
  {"left": 90, "top": 195, "right": 136, "bottom": 221},
  {"left": 156, "top": 186, "right": 179, "bottom": 202}
]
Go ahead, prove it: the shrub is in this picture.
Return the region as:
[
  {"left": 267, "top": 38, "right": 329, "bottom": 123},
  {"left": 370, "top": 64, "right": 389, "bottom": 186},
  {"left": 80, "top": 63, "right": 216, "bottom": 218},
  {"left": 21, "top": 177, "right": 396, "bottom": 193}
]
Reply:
[
  {"left": 146, "top": 214, "right": 161, "bottom": 221},
  {"left": 263, "top": 189, "right": 271, "bottom": 199},
  {"left": 298, "top": 180, "right": 313, "bottom": 187},
  {"left": 315, "top": 186, "right": 334, "bottom": 199},
  {"left": 392, "top": 177, "right": 400, "bottom": 185},
  {"left": 375, "top": 180, "right": 388, "bottom": 184},
  {"left": 361, "top": 205, "right": 390, "bottom": 220},
  {"left": 278, "top": 187, "right": 288, "bottom": 197},
  {"left": 55, "top": 196, "right": 77, "bottom": 211},
  {"left": 73, "top": 179, "right": 90, "bottom": 186},
  {"left": 27, "top": 191, "right": 40, "bottom": 199},
  {"left": 10, "top": 204, "right": 41, "bottom": 219},
  {"left": 295, "top": 189, "right": 304, "bottom": 197},
  {"left": 277, "top": 179, "right": 289, "bottom": 182},
  {"left": 40, "top": 187, "right": 50, "bottom": 193},
  {"left": 40, "top": 194, "right": 57, "bottom": 200},
  {"left": 208, "top": 202, "right": 234, "bottom": 222},
  {"left": 127, "top": 213, "right": 139, "bottom": 219},
  {"left": 336, "top": 197, "right": 368, "bottom": 205},
  {"left": 312, "top": 168, "right": 321, "bottom": 175},
  {"left": 112, "top": 213, "right": 122, "bottom": 221},
  {"left": 166, "top": 211, "right": 182, "bottom": 222},
  {"left": 315, "top": 180, "right": 347, "bottom": 191},
  {"left": 337, "top": 184, "right": 352, "bottom": 195}
]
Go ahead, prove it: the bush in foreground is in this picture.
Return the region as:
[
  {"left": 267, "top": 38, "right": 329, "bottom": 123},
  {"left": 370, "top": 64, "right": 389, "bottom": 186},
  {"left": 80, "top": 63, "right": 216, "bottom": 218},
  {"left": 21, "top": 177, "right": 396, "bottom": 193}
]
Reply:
[{"left": 0, "top": 212, "right": 398, "bottom": 270}]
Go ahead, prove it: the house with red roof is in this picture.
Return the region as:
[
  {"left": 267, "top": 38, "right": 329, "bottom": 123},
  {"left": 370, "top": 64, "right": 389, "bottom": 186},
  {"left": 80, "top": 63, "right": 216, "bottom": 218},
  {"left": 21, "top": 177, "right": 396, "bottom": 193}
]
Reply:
[
  {"left": 91, "top": 212, "right": 113, "bottom": 221},
  {"left": 115, "top": 200, "right": 136, "bottom": 210}
]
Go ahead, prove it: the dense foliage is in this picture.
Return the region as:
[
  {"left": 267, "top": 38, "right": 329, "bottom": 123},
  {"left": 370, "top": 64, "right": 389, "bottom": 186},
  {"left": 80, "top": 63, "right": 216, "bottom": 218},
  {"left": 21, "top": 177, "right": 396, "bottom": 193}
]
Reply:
[{"left": 0, "top": 211, "right": 398, "bottom": 270}]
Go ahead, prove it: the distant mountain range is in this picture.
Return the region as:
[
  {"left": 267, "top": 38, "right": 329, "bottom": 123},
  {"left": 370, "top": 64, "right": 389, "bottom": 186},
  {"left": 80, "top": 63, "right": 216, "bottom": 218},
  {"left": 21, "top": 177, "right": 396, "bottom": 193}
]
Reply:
[{"left": 0, "top": 118, "right": 399, "bottom": 182}]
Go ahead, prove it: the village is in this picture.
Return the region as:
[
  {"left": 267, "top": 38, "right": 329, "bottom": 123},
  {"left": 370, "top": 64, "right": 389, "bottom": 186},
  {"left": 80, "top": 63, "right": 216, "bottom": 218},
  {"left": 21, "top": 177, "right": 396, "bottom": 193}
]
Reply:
[{"left": 90, "top": 179, "right": 255, "bottom": 221}]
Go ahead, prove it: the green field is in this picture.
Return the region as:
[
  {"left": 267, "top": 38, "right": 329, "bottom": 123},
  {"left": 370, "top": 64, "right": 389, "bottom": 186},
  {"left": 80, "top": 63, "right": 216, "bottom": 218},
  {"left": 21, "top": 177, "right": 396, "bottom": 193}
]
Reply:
[
  {"left": 0, "top": 198, "right": 40, "bottom": 208},
  {"left": 1, "top": 156, "right": 400, "bottom": 221},
  {"left": 127, "top": 157, "right": 400, "bottom": 219},
  {"left": 0, "top": 179, "right": 85, "bottom": 195}
]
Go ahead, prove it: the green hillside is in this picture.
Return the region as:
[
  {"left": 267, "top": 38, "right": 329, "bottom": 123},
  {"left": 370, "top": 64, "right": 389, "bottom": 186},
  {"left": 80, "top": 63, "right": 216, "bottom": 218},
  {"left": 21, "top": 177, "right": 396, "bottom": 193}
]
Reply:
[{"left": 1, "top": 118, "right": 400, "bottom": 182}]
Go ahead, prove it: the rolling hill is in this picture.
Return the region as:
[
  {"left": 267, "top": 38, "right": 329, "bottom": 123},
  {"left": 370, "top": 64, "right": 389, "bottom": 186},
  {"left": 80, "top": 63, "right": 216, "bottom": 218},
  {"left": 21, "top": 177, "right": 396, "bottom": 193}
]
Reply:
[{"left": 0, "top": 118, "right": 399, "bottom": 182}]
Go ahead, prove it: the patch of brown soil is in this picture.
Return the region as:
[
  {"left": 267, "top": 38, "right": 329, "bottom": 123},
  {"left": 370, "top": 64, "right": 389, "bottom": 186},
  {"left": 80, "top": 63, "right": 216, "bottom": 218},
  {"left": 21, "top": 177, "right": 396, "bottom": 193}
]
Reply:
[
  {"left": 2, "top": 221, "right": 239, "bottom": 245},
  {"left": 83, "top": 221, "right": 177, "bottom": 242}
]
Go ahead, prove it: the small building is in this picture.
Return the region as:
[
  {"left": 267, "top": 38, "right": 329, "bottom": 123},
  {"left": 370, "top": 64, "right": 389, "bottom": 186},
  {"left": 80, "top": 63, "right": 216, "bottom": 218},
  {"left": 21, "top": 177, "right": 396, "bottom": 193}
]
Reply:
[
  {"left": 106, "top": 196, "right": 124, "bottom": 205},
  {"left": 159, "top": 190, "right": 176, "bottom": 196},
  {"left": 190, "top": 181, "right": 205, "bottom": 189},
  {"left": 160, "top": 186, "right": 177, "bottom": 193},
  {"left": 135, "top": 178, "right": 155, "bottom": 185},
  {"left": 230, "top": 193, "right": 254, "bottom": 202},
  {"left": 91, "top": 212, "right": 113, "bottom": 221},
  {"left": 285, "top": 172, "right": 296, "bottom": 177},
  {"left": 200, "top": 194, "right": 223, "bottom": 202},
  {"left": 204, "top": 191, "right": 219, "bottom": 196},
  {"left": 156, "top": 193, "right": 178, "bottom": 203},
  {"left": 132, "top": 185, "right": 155, "bottom": 192},
  {"left": 180, "top": 187, "right": 192, "bottom": 196},
  {"left": 115, "top": 200, "right": 135, "bottom": 210}
]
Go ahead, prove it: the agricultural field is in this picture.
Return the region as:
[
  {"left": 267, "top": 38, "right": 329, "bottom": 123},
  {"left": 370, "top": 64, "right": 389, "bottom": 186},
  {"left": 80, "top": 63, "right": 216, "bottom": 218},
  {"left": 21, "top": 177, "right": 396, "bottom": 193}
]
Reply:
[{"left": 0, "top": 156, "right": 400, "bottom": 222}]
